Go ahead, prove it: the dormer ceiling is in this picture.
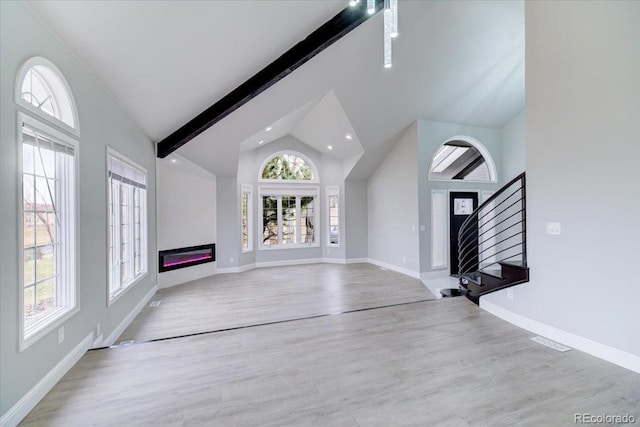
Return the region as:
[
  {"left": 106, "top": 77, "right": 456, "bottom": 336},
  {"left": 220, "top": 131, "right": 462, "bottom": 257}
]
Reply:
[{"left": 26, "top": 0, "right": 524, "bottom": 179}]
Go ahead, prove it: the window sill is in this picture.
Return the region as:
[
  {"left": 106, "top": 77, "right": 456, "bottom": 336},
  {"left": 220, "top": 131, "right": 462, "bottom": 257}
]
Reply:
[
  {"left": 108, "top": 272, "right": 148, "bottom": 307},
  {"left": 21, "top": 305, "right": 79, "bottom": 352}
]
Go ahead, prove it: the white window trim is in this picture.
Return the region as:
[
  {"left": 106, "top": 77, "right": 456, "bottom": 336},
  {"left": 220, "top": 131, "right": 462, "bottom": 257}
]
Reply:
[
  {"left": 257, "top": 150, "right": 319, "bottom": 183},
  {"left": 258, "top": 185, "right": 320, "bottom": 250},
  {"left": 326, "top": 185, "right": 341, "bottom": 247},
  {"left": 106, "top": 147, "right": 148, "bottom": 306},
  {"left": 241, "top": 184, "right": 253, "bottom": 253},
  {"left": 15, "top": 56, "right": 80, "bottom": 137},
  {"left": 18, "top": 112, "right": 80, "bottom": 352}
]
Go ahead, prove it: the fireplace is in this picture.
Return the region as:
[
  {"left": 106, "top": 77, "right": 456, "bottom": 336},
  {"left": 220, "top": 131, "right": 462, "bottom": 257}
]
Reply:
[{"left": 158, "top": 244, "right": 215, "bottom": 273}]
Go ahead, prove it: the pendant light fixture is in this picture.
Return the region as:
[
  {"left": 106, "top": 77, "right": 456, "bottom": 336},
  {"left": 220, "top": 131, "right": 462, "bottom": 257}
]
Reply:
[{"left": 351, "top": 0, "right": 399, "bottom": 68}]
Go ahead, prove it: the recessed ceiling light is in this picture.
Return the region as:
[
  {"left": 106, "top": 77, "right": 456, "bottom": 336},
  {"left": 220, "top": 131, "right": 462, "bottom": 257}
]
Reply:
[
  {"left": 171, "top": 159, "right": 177, "bottom": 163},
  {"left": 345, "top": 134, "right": 353, "bottom": 140},
  {"left": 258, "top": 140, "right": 265, "bottom": 145},
  {"left": 349, "top": 0, "right": 358, "bottom": 6},
  {"left": 327, "top": 145, "right": 333, "bottom": 150},
  {"left": 265, "top": 126, "right": 272, "bottom": 132}
]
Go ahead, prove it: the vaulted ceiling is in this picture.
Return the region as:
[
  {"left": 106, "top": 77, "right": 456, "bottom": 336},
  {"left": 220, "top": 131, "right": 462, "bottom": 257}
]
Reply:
[{"left": 27, "top": 0, "right": 524, "bottom": 179}]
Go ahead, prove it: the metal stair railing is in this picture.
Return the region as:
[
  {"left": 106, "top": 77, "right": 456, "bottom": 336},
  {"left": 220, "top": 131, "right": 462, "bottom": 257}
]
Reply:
[{"left": 457, "top": 172, "right": 527, "bottom": 285}]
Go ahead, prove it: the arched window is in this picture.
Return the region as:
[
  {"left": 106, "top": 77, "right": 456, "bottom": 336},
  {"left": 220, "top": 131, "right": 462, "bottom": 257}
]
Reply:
[
  {"left": 17, "top": 57, "right": 78, "bottom": 132},
  {"left": 260, "top": 152, "right": 317, "bottom": 182},
  {"left": 255, "top": 151, "right": 319, "bottom": 249},
  {"left": 429, "top": 136, "right": 497, "bottom": 182},
  {"left": 16, "top": 57, "right": 79, "bottom": 350}
]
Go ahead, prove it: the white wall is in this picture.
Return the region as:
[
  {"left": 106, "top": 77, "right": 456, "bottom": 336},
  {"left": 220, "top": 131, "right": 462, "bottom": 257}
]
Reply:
[
  {"left": 1, "top": 1, "right": 157, "bottom": 419},
  {"left": 157, "top": 155, "right": 216, "bottom": 288},
  {"left": 367, "top": 123, "right": 420, "bottom": 275},
  {"left": 501, "top": 110, "right": 525, "bottom": 184},
  {"left": 483, "top": 1, "right": 640, "bottom": 362}
]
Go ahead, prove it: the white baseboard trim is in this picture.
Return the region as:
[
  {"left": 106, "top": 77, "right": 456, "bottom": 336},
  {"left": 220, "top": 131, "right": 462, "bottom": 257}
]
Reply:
[
  {"left": 218, "top": 258, "right": 368, "bottom": 273},
  {"left": 480, "top": 299, "right": 640, "bottom": 374},
  {"left": 367, "top": 258, "right": 420, "bottom": 279},
  {"left": 420, "top": 270, "right": 450, "bottom": 281},
  {"left": 255, "top": 258, "right": 324, "bottom": 269},
  {"left": 104, "top": 285, "right": 157, "bottom": 347},
  {"left": 216, "top": 263, "right": 255, "bottom": 274},
  {"left": 92, "top": 333, "right": 104, "bottom": 348},
  {"left": 321, "top": 258, "right": 346, "bottom": 264},
  {"left": 0, "top": 333, "right": 93, "bottom": 427}
]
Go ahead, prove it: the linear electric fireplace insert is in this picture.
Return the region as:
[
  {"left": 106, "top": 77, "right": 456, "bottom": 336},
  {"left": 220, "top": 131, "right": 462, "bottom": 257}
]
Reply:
[{"left": 158, "top": 244, "right": 215, "bottom": 273}]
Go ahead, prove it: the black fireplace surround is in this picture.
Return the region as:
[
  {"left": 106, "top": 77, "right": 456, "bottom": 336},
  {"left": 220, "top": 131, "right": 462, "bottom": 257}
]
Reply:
[{"left": 158, "top": 244, "right": 215, "bottom": 273}]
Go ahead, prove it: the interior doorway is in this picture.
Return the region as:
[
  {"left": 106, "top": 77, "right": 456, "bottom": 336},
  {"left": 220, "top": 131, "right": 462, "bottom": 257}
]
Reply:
[{"left": 449, "top": 192, "right": 478, "bottom": 276}]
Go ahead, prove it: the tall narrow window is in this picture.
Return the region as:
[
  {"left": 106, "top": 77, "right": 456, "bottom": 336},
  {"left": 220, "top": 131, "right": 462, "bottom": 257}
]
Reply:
[
  {"left": 326, "top": 186, "right": 340, "bottom": 246},
  {"left": 18, "top": 57, "right": 79, "bottom": 350},
  {"left": 107, "top": 151, "right": 147, "bottom": 302},
  {"left": 20, "top": 117, "right": 77, "bottom": 345},
  {"left": 241, "top": 185, "right": 253, "bottom": 251}
]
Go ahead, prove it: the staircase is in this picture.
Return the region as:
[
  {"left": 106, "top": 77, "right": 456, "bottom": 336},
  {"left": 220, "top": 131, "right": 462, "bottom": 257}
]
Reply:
[{"left": 457, "top": 172, "right": 529, "bottom": 304}]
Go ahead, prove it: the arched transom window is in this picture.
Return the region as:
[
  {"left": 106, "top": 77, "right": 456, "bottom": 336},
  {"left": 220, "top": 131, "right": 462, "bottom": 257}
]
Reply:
[
  {"left": 429, "top": 136, "right": 497, "bottom": 182},
  {"left": 17, "top": 57, "right": 78, "bottom": 131},
  {"left": 260, "top": 153, "right": 316, "bottom": 182}
]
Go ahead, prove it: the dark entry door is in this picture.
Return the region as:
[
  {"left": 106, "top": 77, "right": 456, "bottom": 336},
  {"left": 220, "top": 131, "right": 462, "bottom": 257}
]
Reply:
[{"left": 449, "top": 192, "right": 478, "bottom": 276}]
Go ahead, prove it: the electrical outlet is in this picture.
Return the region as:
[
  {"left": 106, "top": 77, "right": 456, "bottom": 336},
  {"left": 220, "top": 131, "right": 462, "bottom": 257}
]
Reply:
[
  {"left": 507, "top": 288, "right": 514, "bottom": 300},
  {"left": 546, "top": 222, "right": 561, "bottom": 235},
  {"left": 96, "top": 323, "right": 101, "bottom": 337},
  {"left": 402, "top": 256, "right": 406, "bottom": 264},
  {"left": 58, "top": 327, "right": 64, "bottom": 344},
  {"left": 229, "top": 257, "right": 234, "bottom": 263}
]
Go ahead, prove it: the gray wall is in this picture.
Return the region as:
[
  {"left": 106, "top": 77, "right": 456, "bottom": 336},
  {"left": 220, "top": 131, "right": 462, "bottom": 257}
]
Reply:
[
  {"left": 344, "top": 180, "right": 369, "bottom": 260},
  {"left": 417, "top": 119, "right": 502, "bottom": 274},
  {"left": 501, "top": 110, "right": 526, "bottom": 184},
  {"left": 157, "top": 156, "right": 216, "bottom": 288},
  {"left": 216, "top": 176, "right": 239, "bottom": 269},
  {"left": 367, "top": 123, "right": 420, "bottom": 273},
  {"left": 1, "top": 1, "right": 157, "bottom": 416},
  {"left": 483, "top": 0, "right": 640, "bottom": 357}
]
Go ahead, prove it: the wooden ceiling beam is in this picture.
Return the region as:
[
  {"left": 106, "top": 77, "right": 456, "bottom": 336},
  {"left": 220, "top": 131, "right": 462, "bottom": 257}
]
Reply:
[{"left": 157, "top": 0, "right": 383, "bottom": 158}]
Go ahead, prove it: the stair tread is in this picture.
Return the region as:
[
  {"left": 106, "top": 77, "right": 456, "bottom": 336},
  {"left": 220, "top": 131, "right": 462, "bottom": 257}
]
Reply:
[
  {"left": 480, "top": 269, "right": 502, "bottom": 279},
  {"left": 499, "top": 260, "right": 527, "bottom": 269}
]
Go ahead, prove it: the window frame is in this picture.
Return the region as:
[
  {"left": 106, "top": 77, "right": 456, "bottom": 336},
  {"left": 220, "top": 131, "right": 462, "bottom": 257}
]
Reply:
[
  {"left": 106, "top": 147, "right": 148, "bottom": 306},
  {"left": 326, "top": 186, "right": 341, "bottom": 247},
  {"left": 17, "top": 112, "right": 79, "bottom": 352},
  {"left": 15, "top": 57, "right": 80, "bottom": 137},
  {"left": 241, "top": 184, "right": 253, "bottom": 252},
  {"left": 258, "top": 185, "right": 320, "bottom": 250}
]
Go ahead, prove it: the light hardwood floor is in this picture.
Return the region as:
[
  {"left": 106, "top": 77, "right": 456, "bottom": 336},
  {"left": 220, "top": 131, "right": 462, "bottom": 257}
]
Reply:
[
  {"left": 117, "top": 263, "right": 435, "bottom": 343},
  {"left": 20, "top": 264, "right": 640, "bottom": 426}
]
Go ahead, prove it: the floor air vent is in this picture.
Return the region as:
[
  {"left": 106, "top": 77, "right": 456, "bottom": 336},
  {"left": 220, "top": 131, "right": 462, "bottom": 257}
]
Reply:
[
  {"left": 531, "top": 336, "right": 571, "bottom": 352},
  {"left": 149, "top": 300, "right": 162, "bottom": 307}
]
